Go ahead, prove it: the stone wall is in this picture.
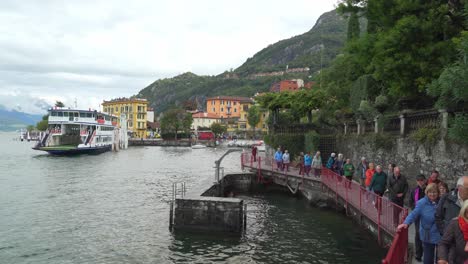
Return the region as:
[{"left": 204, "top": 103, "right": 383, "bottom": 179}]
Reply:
[
  {"left": 173, "top": 197, "right": 244, "bottom": 233},
  {"left": 337, "top": 135, "right": 467, "bottom": 187}
]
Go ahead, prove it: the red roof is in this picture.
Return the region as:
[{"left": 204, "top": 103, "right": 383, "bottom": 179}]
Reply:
[{"left": 192, "top": 112, "right": 220, "bottom": 119}]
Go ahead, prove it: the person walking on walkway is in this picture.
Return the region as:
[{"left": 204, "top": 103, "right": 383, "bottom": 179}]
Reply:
[
  {"left": 282, "top": 150, "right": 290, "bottom": 172},
  {"left": 428, "top": 170, "right": 441, "bottom": 185},
  {"left": 435, "top": 176, "right": 468, "bottom": 235},
  {"left": 357, "top": 157, "right": 368, "bottom": 187},
  {"left": 388, "top": 166, "right": 409, "bottom": 227},
  {"left": 437, "top": 200, "right": 468, "bottom": 264},
  {"left": 274, "top": 148, "right": 283, "bottom": 171},
  {"left": 369, "top": 165, "right": 387, "bottom": 210},
  {"left": 251, "top": 145, "right": 257, "bottom": 162},
  {"left": 326, "top": 153, "right": 336, "bottom": 169},
  {"left": 296, "top": 152, "right": 305, "bottom": 175},
  {"left": 304, "top": 152, "right": 312, "bottom": 177},
  {"left": 312, "top": 151, "right": 322, "bottom": 178},
  {"left": 365, "top": 162, "right": 375, "bottom": 189},
  {"left": 333, "top": 153, "right": 344, "bottom": 176},
  {"left": 343, "top": 159, "right": 355, "bottom": 188},
  {"left": 398, "top": 183, "right": 441, "bottom": 264},
  {"left": 438, "top": 182, "right": 449, "bottom": 196},
  {"left": 409, "top": 174, "right": 427, "bottom": 262}
]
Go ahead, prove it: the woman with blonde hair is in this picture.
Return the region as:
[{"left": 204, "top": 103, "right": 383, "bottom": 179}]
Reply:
[
  {"left": 437, "top": 200, "right": 468, "bottom": 264},
  {"left": 398, "top": 183, "right": 441, "bottom": 264}
]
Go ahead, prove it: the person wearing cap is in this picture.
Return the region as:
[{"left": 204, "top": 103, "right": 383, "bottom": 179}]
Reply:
[
  {"left": 409, "top": 174, "right": 427, "bottom": 262},
  {"left": 326, "top": 153, "right": 336, "bottom": 169},
  {"left": 357, "top": 157, "right": 368, "bottom": 187}
]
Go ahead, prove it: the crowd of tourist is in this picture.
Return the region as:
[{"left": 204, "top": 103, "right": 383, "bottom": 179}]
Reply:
[{"left": 265, "top": 148, "right": 468, "bottom": 263}]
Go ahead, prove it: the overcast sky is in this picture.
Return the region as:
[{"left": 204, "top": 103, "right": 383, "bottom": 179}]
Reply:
[{"left": 0, "top": 0, "right": 338, "bottom": 114}]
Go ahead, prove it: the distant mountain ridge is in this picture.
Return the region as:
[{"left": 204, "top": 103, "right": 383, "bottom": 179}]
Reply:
[
  {"left": 0, "top": 107, "right": 43, "bottom": 131},
  {"left": 137, "top": 9, "right": 348, "bottom": 114},
  {"left": 235, "top": 10, "right": 347, "bottom": 75}
]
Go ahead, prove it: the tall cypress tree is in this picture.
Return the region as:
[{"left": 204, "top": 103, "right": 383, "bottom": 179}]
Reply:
[{"left": 347, "top": 12, "right": 360, "bottom": 40}]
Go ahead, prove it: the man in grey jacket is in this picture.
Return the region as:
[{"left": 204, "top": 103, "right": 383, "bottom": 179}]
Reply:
[{"left": 388, "top": 167, "right": 408, "bottom": 227}]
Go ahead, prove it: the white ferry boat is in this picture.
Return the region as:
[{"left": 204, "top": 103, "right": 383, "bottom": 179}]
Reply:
[{"left": 33, "top": 108, "right": 118, "bottom": 155}]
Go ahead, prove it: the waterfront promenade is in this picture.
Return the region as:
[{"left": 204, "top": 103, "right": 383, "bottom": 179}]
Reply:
[{"left": 241, "top": 152, "right": 410, "bottom": 263}]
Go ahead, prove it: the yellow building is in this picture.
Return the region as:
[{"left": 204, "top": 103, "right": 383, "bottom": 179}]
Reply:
[
  {"left": 237, "top": 100, "right": 269, "bottom": 133},
  {"left": 102, "top": 98, "right": 149, "bottom": 138}
]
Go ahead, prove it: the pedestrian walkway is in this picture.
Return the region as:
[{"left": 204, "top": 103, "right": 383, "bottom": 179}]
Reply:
[{"left": 241, "top": 152, "right": 410, "bottom": 264}]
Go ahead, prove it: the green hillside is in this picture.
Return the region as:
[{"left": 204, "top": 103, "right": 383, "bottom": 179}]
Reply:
[
  {"left": 137, "top": 9, "right": 348, "bottom": 114},
  {"left": 235, "top": 10, "right": 347, "bottom": 75}
]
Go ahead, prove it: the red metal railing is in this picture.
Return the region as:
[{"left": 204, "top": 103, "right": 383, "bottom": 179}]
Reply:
[
  {"left": 382, "top": 228, "right": 408, "bottom": 264},
  {"left": 241, "top": 153, "right": 409, "bottom": 263},
  {"left": 321, "top": 168, "right": 408, "bottom": 236}
]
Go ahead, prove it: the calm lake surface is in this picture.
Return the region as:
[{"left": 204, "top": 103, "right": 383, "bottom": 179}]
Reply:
[{"left": 0, "top": 132, "right": 385, "bottom": 263}]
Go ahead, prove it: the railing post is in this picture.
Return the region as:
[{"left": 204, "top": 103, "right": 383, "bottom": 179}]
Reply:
[
  {"left": 257, "top": 156, "right": 262, "bottom": 183},
  {"left": 335, "top": 173, "right": 338, "bottom": 206},
  {"left": 439, "top": 108, "right": 448, "bottom": 138},
  {"left": 359, "top": 187, "right": 362, "bottom": 223},
  {"left": 377, "top": 196, "right": 381, "bottom": 244},
  {"left": 241, "top": 153, "right": 245, "bottom": 170},
  {"left": 357, "top": 119, "right": 361, "bottom": 135},
  {"left": 345, "top": 178, "right": 349, "bottom": 213},
  {"left": 344, "top": 122, "right": 348, "bottom": 135},
  {"left": 399, "top": 113, "right": 406, "bottom": 136},
  {"left": 374, "top": 117, "right": 379, "bottom": 133}
]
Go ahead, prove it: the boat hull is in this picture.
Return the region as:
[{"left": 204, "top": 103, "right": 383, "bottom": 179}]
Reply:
[{"left": 33, "top": 145, "right": 112, "bottom": 156}]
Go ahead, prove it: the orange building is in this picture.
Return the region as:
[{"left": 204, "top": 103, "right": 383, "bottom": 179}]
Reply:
[
  {"left": 270, "top": 79, "right": 304, "bottom": 92},
  {"left": 206, "top": 96, "right": 253, "bottom": 119}
]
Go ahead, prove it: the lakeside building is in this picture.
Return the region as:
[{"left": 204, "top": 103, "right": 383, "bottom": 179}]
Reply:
[
  {"left": 102, "top": 98, "right": 148, "bottom": 138},
  {"left": 206, "top": 96, "right": 253, "bottom": 119},
  {"left": 147, "top": 107, "right": 155, "bottom": 122},
  {"left": 270, "top": 79, "right": 304, "bottom": 92},
  {"left": 191, "top": 112, "right": 220, "bottom": 130},
  {"left": 237, "top": 100, "right": 269, "bottom": 134}
]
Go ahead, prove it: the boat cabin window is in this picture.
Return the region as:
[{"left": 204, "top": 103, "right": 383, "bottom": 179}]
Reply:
[
  {"left": 74, "top": 112, "right": 79, "bottom": 117},
  {"left": 80, "top": 112, "right": 86, "bottom": 118},
  {"left": 51, "top": 112, "right": 57, "bottom": 116},
  {"left": 58, "top": 112, "right": 63, "bottom": 117},
  {"left": 64, "top": 112, "right": 69, "bottom": 117},
  {"left": 86, "top": 113, "right": 92, "bottom": 118}
]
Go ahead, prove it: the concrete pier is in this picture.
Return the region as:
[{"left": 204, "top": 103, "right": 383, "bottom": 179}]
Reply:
[{"left": 173, "top": 197, "right": 245, "bottom": 233}]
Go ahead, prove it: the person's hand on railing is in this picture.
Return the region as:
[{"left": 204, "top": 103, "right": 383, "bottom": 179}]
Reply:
[
  {"left": 396, "top": 223, "right": 408, "bottom": 231},
  {"left": 437, "top": 260, "right": 448, "bottom": 264}
]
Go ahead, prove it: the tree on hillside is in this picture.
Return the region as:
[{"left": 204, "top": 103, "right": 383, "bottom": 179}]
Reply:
[
  {"left": 210, "top": 122, "right": 227, "bottom": 137},
  {"left": 247, "top": 105, "right": 260, "bottom": 138},
  {"left": 36, "top": 115, "right": 48, "bottom": 131},
  {"left": 347, "top": 11, "right": 360, "bottom": 41},
  {"left": 26, "top": 125, "right": 35, "bottom": 132},
  {"left": 428, "top": 32, "right": 468, "bottom": 108},
  {"left": 325, "top": 0, "right": 467, "bottom": 120},
  {"left": 160, "top": 108, "right": 193, "bottom": 140},
  {"left": 55, "top": 101, "right": 65, "bottom": 107}
]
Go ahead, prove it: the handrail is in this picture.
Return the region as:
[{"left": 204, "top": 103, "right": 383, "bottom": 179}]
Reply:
[
  {"left": 382, "top": 228, "right": 408, "bottom": 264},
  {"left": 241, "top": 153, "right": 409, "bottom": 263}
]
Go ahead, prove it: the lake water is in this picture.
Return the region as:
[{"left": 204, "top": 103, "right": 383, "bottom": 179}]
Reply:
[{"left": 0, "top": 132, "right": 385, "bottom": 263}]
